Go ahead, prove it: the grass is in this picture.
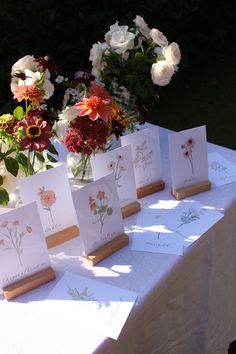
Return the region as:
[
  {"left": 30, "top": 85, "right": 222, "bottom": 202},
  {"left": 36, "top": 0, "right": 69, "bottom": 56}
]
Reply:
[{"left": 148, "top": 42, "right": 236, "bottom": 150}]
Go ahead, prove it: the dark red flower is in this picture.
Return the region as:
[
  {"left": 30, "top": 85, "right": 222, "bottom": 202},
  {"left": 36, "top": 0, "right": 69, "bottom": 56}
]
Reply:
[
  {"left": 74, "top": 70, "right": 95, "bottom": 85},
  {"left": 34, "top": 55, "right": 60, "bottom": 73}
]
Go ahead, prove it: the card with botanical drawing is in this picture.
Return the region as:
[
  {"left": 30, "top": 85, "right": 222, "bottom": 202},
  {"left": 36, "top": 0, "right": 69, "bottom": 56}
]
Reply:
[
  {"left": 131, "top": 207, "right": 184, "bottom": 255},
  {"left": 0, "top": 201, "right": 52, "bottom": 292},
  {"left": 159, "top": 199, "right": 224, "bottom": 244},
  {"left": 168, "top": 126, "right": 209, "bottom": 192},
  {"left": 208, "top": 152, "right": 236, "bottom": 186},
  {"left": 91, "top": 145, "right": 138, "bottom": 207},
  {"left": 18, "top": 163, "right": 78, "bottom": 237},
  {"left": 72, "top": 173, "right": 124, "bottom": 255},
  {"left": 121, "top": 126, "right": 162, "bottom": 189},
  {"left": 39, "top": 271, "right": 137, "bottom": 340}
]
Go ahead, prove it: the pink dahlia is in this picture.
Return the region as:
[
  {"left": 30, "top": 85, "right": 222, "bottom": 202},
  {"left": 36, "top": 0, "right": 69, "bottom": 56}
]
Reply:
[
  {"left": 14, "top": 84, "right": 44, "bottom": 106},
  {"left": 17, "top": 115, "right": 52, "bottom": 152}
]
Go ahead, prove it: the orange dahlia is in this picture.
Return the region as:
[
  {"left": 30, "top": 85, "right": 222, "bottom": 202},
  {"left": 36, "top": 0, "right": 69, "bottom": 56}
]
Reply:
[{"left": 14, "top": 84, "right": 44, "bottom": 106}]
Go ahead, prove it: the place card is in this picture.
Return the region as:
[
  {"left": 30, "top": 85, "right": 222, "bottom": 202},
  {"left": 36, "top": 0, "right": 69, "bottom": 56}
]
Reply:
[
  {"left": 72, "top": 173, "right": 128, "bottom": 264},
  {"left": 40, "top": 271, "right": 138, "bottom": 340},
  {"left": 18, "top": 163, "right": 79, "bottom": 247},
  {"left": 91, "top": 145, "right": 138, "bottom": 207},
  {"left": 169, "top": 125, "right": 210, "bottom": 199},
  {"left": 0, "top": 202, "right": 55, "bottom": 300},
  {"left": 131, "top": 207, "right": 184, "bottom": 255},
  {"left": 121, "top": 126, "right": 164, "bottom": 197},
  {"left": 208, "top": 152, "right": 236, "bottom": 186},
  {"left": 160, "top": 199, "right": 224, "bottom": 245}
]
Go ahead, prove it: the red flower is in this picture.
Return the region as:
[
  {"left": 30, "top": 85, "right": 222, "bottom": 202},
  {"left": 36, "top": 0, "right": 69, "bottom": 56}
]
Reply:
[
  {"left": 96, "top": 191, "right": 105, "bottom": 201},
  {"left": 17, "top": 114, "right": 52, "bottom": 152},
  {"left": 75, "top": 84, "right": 113, "bottom": 122},
  {"left": 34, "top": 55, "right": 60, "bottom": 73}
]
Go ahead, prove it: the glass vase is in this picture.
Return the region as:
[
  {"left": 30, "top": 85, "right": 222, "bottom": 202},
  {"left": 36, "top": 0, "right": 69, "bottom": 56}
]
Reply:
[{"left": 67, "top": 152, "right": 93, "bottom": 189}]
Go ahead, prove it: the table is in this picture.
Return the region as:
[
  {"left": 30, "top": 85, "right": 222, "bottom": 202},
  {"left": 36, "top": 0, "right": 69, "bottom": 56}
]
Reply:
[{"left": 1, "top": 126, "right": 236, "bottom": 354}]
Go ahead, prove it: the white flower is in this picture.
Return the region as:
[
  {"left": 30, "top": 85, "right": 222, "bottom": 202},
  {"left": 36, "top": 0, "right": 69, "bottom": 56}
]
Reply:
[
  {"left": 109, "top": 29, "right": 135, "bottom": 54},
  {"left": 53, "top": 120, "right": 70, "bottom": 141},
  {"left": 105, "top": 21, "right": 129, "bottom": 43},
  {"left": 162, "top": 42, "right": 181, "bottom": 65},
  {"left": 151, "top": 60, "right": 175, "bottom": 86},
  {"left": 134, "top": 15, "right": 151, "bottom": 39},
  {"left": 59, "top": 106, "right": 79, "bottom": 122},
  {"left": 11, "top": 55, "right": 38, "bottom": 76},
  {"left": 150, "top": 28, "right": 168, "bottom": 47},
  {"left": 43, "top": 79, "right": 54, "bottom": 99},
  {"left": 89, "top": 41, "right": 108, "bottom": 79},
  {"left": 0, "top": 161, "right": 20, "bottom": 194},
  {"left": 55, "top": 75, "right": 65, "bottom": 83}
]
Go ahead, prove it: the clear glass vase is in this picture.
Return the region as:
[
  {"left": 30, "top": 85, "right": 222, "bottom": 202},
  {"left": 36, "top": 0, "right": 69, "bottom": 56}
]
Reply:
[{"left": 67, "top": 152, "right": 93, "bottom": 189}]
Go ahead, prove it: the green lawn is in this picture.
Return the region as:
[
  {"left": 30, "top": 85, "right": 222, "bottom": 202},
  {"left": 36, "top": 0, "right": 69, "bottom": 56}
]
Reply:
[{"left": 149, "top": 43, "right": 236, "bottom": 150}]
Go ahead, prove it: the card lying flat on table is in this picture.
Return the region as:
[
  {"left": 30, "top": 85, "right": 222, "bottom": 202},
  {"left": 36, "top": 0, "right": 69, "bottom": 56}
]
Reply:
[
  {"left": 208, "top": 152, "right": 236, "bottom": 186},
  {"left": 0, "top": 202, "right": 51, "bottom": 292},
  {"left": 40, "top": 271, "right": 138, "bottom": 340}
]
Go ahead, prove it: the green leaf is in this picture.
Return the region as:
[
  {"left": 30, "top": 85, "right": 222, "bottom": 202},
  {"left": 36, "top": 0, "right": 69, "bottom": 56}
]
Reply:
[
  {"left": 46, "top": 154, "right": 58, "bottom": 163},
  {"left": 13, "top": 106, "right": 24, "bottom": 120},
  {"left": 107, "top": 207, "right": 113, "bottom": 216},
  {"left": 0, "top": 175, "right": 3, "bottom": 185},
  {"left": 48, "top": 144, "right": 58, "bottom": 155},
  {"left": 17, "top": 153, "right": 34, "bottom": 176},
  {"left": 0, "top": 187, "right": 9, "bottom": 206},
  {"left": 4, "top": 156, "right": 19, "bottom": 177},
  {"left": 35, "top": 152, "right": 45, "bottom": 163},
  {"left": 46, "top": 164, "right": 53, "bottom": 170}
]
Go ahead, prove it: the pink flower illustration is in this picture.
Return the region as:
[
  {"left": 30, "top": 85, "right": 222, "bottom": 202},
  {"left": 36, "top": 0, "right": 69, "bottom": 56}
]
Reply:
[
  {"left": 38, "top": 186, "right": 56, "bottom": 222},
  {"left": 181, "top": 137, "right": 196, "bottom": 174}
]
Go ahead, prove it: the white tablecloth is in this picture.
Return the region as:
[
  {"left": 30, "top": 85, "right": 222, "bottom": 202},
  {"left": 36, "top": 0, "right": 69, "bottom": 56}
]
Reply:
[{"left": 1, "top": 126, "right": 236, "bottom": 354}]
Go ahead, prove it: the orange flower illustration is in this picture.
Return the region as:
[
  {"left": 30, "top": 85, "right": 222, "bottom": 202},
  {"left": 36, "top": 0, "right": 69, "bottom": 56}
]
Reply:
[
  {"left": 38, "top": 186, "right": 56, "bottom": 222},
  {"left": 89, "top": 190, "right": 113, "bottom": 233}
]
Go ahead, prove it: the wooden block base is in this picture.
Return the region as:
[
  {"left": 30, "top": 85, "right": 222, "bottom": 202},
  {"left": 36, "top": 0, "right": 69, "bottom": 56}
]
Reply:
[
  {"left": 137, "top": 180, "right": 165, "bottom": 199},
  {"left": 87, "top": 233, "right": 129, "bottom": 266},
  {"left": 121, "top": 201, "right": 141, "bottom": 218},
  {"left": 46, "top": 225, "right": 79, "bottom": 248},
  {"left": 3, "top": 267, "right": 56, "bottom": 301},
  {"left": 171, "top": 180, "right": 211, "bottom": 200}
]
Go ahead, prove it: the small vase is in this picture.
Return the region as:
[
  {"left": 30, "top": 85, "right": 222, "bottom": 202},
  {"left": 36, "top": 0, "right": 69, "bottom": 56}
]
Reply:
[{"left": 67, "top": 152, "right": 93, "bottom": 189}]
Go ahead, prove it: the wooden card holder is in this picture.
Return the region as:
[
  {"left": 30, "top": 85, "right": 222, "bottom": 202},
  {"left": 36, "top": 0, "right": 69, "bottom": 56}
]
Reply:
[
  {"left": 3, "top": 267, "right": 56, "bottom": 301},
  {"left": 171, "top": 180, "right": 211, "bottom": 200},
  {"left": 137, "top": 180, "right": 165, "bottom": 199},
  {"left": 121, "top": 201, "right": 141, "bottom": 219},
  {"left": 87, "top": 233, "right": 129, "bottom": 266},
  {"left": 46, "top": 225, "right": 80, "bottom": 249}
]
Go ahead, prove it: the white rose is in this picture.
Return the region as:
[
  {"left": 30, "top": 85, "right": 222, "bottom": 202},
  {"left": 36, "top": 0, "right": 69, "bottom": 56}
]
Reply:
[
  {"left": 110, "top": 29, "right": 135, "bottom": 54},
  {"left": 162, "top": 42, "right": 181, "bottom": 65},
  {"left": 89, "top": 41, "right": 107, "bottom": 79},
  {"left": 134, "top": 15, "right": 151, "bottom": 39},
  {"left": 105, "top": 21, "right": 129, "bottom": 43},
  {"left": 150, "top": 28, "right": 168, "bottom": 47},
  {"left": 151, "top": 60, "right": 175, "bottom": 86},
  {"left": 59, "top": 106, "right": 79, "bottom": 122},
  {"left": 11, "top": 55, "right": 38, "bottom": 76}
]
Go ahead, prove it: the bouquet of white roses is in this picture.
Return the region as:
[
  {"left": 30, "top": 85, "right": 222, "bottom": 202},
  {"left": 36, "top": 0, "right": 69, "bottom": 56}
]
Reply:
[{"left": 89, "top": 15, "right": 181, "bottom": 107}]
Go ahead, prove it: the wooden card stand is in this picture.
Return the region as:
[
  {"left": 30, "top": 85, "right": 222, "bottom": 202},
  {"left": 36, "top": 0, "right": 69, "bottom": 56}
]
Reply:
[
  {"left": 137, "top": 180, "right": 165, "bottom": 199},
  {"left": 3, "top": 267, "right": 56, "bottom": 301},
  {"left": 87, "top": 233, "right": 129, "bottom": 266},
  {"left": 171, "top": 180, "right": 211, "bottom": 200},
  {"left": 46, "top": 225, "right": 80, "bottom": 249},
  {"left": 121, "top": 201, "right": 141, "bottom": 219}
]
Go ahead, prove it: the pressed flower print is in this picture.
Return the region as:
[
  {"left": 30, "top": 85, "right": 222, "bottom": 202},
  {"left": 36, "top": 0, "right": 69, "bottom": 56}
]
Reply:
[
  {"left": 133, "top": 140, "right": 153, "bottom": 175},
  {"left": 107, "top": 154, "right": 125, "bottom": 188},
  {"left": 181, "top": 138, "right": 196, "bottom": 174},
  {"left": 38, "top": 186, "right": 56, "bottom": 223},
  {"left": 89, "top": 191, "right": 113, "bottom": 233}
]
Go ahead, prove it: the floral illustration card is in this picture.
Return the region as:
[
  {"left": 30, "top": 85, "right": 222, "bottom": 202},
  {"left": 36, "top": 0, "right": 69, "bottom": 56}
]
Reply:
[
  {"left": 18, "top": 164, "right": 78, "bottom": 237},
  {"left": 168, "top": 126, "right": 209, "bottom": 191},
  {"left": 208, "top": 152, "right": 236, "bottom": 186},
  {"left": 72, "top": 173, "right": 124, "bottom": 255},
  {"left": 121, "top": 126, "right": 162, "bottom": 189},
  {"left": 40, "top": 271, "right": 138, "bottom": 340},
  {"left": 131, "top": 207, "right": 184, "bottom": 255},
  {"left": 0, "top": 201, "right": 51, "bottom": 292},
  {"left": 160, "top": 199, "right": 224, "bottom": 244},
  {"left": 90, "top": 145, "right": 138, "bottom": 207}
]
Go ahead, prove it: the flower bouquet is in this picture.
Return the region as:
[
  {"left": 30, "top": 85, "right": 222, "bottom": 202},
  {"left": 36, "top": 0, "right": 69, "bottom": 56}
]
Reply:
[
  {"left": 54, "top": 71, "right": 134, "bottom": 182},
  {"left": 89, "top": 14, "right": 181, "bottom": 113},
  {"left": 0, "top": 55, "right": 59, "bottom": 206}
]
